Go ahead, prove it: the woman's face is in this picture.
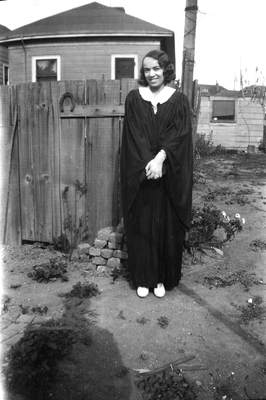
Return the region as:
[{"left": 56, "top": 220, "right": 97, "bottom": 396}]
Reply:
[{"left": 143, "top": 57, "right": 165, "bottom": 92}]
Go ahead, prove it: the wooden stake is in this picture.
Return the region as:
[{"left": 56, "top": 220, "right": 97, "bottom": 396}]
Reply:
[{"left": 181, "top": 0, "right": 198, "bottom": 106}]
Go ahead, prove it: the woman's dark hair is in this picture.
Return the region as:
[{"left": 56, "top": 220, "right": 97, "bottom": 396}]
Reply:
[{"left": 138, "top": 50, "right": 176, "bottom": 86}]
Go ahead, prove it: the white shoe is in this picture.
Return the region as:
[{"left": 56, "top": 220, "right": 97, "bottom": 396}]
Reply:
[
  {"left": 154, "top": 283, "right": 165, "bottom": 298},
  {"left": 137, "top": 287, "right": 149, "bottom": 298}
]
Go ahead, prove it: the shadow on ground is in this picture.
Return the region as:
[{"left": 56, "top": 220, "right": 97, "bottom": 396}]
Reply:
[{"left": 3, "top": 294, "right": 132, "bottom": 400}]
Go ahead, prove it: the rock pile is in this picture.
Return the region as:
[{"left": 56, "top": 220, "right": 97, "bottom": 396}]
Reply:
[{"left": 72, "top": 222, "right": 128, "bottom": 273}]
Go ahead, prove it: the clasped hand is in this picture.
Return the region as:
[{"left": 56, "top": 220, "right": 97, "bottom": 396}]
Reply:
[{"left": 145, "top": 158, "right": 163, "bottom": 180}]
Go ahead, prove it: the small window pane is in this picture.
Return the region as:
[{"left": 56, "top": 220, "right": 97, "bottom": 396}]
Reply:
[
  {"left": 36, "top": 59, "right": 57, "bottom": 82},
  {"left": 212, "top": 100, "right": 235, "bottom": 121},
  {"left": 115, "top": 58, "right": 134, "bottom": 79},
  {"left": 4, "top": 66, "right": 9, "bottom": 85}
]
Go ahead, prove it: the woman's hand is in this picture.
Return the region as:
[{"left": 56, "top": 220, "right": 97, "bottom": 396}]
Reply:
[
  {"left": 145, "top": 150, "right": 166, "bottom": 180},
  {"left": 145, "top": 159, "right": 163, "bottom": 179}
]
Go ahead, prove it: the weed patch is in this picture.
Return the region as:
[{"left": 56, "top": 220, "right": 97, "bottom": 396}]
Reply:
[
  {"left": 28, "top": 257, "right": 68, "bottom": 283},
  {"left": 250, "top": 239, "right": 266, "bottom": 251},
  {"left": 157, "top": 316, "right": 169, "bottom": 329},
  {"left": 203, "top": 271, "right": 263, "bottom": 291},
  {"left": 233, "top": 296, "right": 266, "bottom": 324},
  {"left": 137, "top": 316, "right": 150, "bottom": 325},
  {"left": 62, "top": 281, "right": 101, "bottom": 298}
]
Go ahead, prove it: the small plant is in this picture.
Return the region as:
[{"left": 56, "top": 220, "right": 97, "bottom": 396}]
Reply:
[
  {"left": 195, "top": 132, "right": 216, "bottom": 158},
  {"left": 1, "top": 295, "right": 11, "bottom": 314},
  {"left": 194, "top": 132, "right": 227, "bottom": 159},
  {"left": 63, "top": 281, "right": 100, "bottom": 298},
  {"left": 250, "top": 238, "right": 266, "bottom": 251},
  {"left": 157, "top": 316, "right": 169, "bottom": 329},
  {"left": 31, "top": 306, "right": 48, "bottom": 315},
  {"left": 203, "top": 187, "right": 232, "bottom": 202},
  {"left": 118, "top": 310, "right": 126, "bottom": 320},
  {"left": 28, "top": 257, "right": 68, "bottom": 283},
  {"left": 19, "top": 304, "right": 30, "bottom": 314},
  {"left": 137, "top": 316, "right": 150, "bottom": 325},
  {"left": 61, "top": 180, "right": 90, "bottom": 260},
  {"left": 234, "top": 296, "right": 266, "bottom": 325},
  {"left": 258, "top": 138, "right": 266, "bottom": 153}
]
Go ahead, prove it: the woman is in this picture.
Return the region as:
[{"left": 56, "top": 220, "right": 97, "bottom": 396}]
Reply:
[{"left": 121, "top": 50, "right": 193, "bottom": 298}]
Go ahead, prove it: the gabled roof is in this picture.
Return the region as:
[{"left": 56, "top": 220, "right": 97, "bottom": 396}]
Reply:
[
  {"left": 199, "top": 84, "right": 226, "bottom": 96},
  {"left": 4, "top": 2, "right": 174, "bottom": 41},
  {"left": 199, "top": 84, "right": 240, "bottom": 97},
  {"left": 213, "top": 88, "right": 241, "bottom": 97},
  {"left": 0, "top": 24, "right": 10, "bottom": 36}
]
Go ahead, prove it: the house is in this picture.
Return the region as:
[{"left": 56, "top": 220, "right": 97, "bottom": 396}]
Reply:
[
  {"left": 0, "top": 2, "right": 175, "bottom": 85},
  {"left": 197, "top": 83, "right": 264, "bottom": 151},
  {"left": 0, "top": 24, "right": 10, "bottom": 85}
]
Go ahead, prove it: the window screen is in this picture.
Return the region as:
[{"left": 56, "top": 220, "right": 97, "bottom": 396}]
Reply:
[
  {"left": 4, "top": 65, "right": 9, "bottom": 85},
  {"left": 115, "top": 58, "right": 135, "bottom": 79},
  {"left": 36, "top": 59, "right": 57, "bottom": 82},
  {"left": 212, "top": 100, "right": 235, "bottom": 121}
]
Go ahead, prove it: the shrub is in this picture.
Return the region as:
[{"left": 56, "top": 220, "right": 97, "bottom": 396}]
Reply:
[
  {"left": 188, "top": 204, "right": 245, "bottom": 250},
  {"left": 258, "top": 138, "right": 266, "bottom": 153},
  {"left": 194, "top": 132, "right": 227, "bottom": 158},
  {"left": 195, "top": 132, "right": 215, "bottom": 158}
]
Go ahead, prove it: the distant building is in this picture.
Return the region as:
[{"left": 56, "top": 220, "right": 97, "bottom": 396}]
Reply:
[
  {"left": 0, "top": 24, "right": 10, "bottom": 85},
  {"left": 0, "top": 2, "right": 175, "bottom": 85},
  {"left": 197, "top": 83, "right": 264, "bottom": 151}
]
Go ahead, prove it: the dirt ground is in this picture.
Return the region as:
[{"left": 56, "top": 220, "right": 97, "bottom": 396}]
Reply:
[{"left": 1, "top": 153, "right": 266, "bottom": 400}]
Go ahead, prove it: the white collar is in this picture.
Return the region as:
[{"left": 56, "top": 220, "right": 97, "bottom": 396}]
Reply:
[{"left": 139, "top": 86, "right": 176, "bottom": 114}]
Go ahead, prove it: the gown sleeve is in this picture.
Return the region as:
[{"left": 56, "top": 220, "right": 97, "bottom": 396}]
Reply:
[
  {"left": 160, "top": 92, "right": 193, "bottom": 231},
  {"left": 121, "top": 90, "right": 155, "bottom": 224}
]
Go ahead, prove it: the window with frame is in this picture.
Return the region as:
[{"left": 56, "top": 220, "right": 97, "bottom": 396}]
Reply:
[
  {"left": 3, "top": 64, "right": 9, "bottom": 85},
  {"left": 111, "top": 55, "right": 138, "bottom": 79},
  {"left": 32, "top": 56, "right": 61, "bottom": 82},
  {"left": 115, "top": 58, "right": 134, "bottom": 79},
  {"left": 212, "top": 100, "right": 236, "bottom": 122}
]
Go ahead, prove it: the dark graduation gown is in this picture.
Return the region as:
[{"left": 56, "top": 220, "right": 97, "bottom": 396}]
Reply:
[{"left": 121, "top": 88, "right": 193, "bottom": 290}]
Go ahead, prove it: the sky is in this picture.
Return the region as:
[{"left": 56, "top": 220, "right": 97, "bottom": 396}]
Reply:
[{"left": 0, "top": 0, "right": 265, "bottom": 90}]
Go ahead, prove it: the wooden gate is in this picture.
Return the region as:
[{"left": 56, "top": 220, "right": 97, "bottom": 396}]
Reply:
[{"left": 0, "top": 79, "right": 138, "bottom": 246}]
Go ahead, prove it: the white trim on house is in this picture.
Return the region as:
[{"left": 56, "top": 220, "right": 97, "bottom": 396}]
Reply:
[
  {"left": 8, "top": 42, "right": 160, "bottom": 49},
  {"left": 0, "top": 33, "right": 172, "bottom": 44},
  {"left": 111, "top": 54, "right": 138, "bottom": 79},
  {"left": 31, "top": 55, "right": 61, "bottom": 82}
]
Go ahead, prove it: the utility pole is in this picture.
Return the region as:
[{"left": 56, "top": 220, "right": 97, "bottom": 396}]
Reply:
[{"left": 181, "top": 0, "right": 198, "bottom": 107}]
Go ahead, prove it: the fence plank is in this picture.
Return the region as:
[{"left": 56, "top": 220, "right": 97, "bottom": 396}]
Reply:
[
  {"left": 0, "top": 86, "right": 21, "bottom": 245},
  {"left": 0, "top": 86, "right": 11, "bottom": 242},
  {"left": 86, "top": 116, "right": 120, "bottom": 242},
  {"left": 34, "top": 82, "right": 54, "bottom": 242},
  {"left": 120, "top": 79, "right": 139, "bottom": 104},
  {"left": 17, "top": 83, "right": 36, "bottom": 241},
  {"left": 85, "top": 80, "right": 121, "bottom": 242},
  {"left": 50, "top": 81, "right": 61, "bottom": 242},
  {"left": 58, "top": 81, "right": 86, "bottom": 247}
]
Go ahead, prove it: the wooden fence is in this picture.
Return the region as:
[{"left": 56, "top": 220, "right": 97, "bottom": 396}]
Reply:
[{"left": 0, "top": 79, "right": 139, "bottom": 246}]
